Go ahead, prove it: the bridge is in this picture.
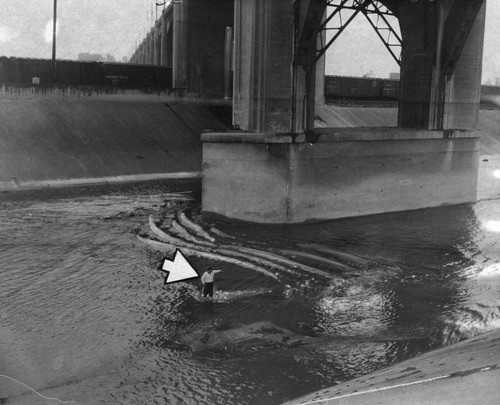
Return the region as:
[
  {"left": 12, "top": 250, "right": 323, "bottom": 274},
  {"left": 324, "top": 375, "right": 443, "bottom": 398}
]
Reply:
[{"left": 131, "top": 0, "right": 486, "bottom": 223}]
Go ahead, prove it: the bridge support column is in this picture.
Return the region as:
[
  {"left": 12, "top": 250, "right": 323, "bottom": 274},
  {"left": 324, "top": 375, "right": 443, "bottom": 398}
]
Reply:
[
  {"left": 398, "top": 0, "right": 486, "bottom": 129},
  {"left": 232, "top": 0, "right": 296, "bottom": 133},
  {"left": 144, "top": 37, "right": 150, "bottom": 65},
  {"left": 154, "top": 27, "right": 161, "bottom": 66},
  {"left": 149, "top": 30, "right": 155, "bottom": 65},
  {"left": 443, "top": 2, "right": 486, "bottom": 129},
  {"left": 315, "top": 32, "right": 326, "bottom": 111},
  {"left": 173, "top": 0, "right": 188, "bottom": 92},
  {"left": 160, "top": 17, "right": 172, "bottom": 68}
]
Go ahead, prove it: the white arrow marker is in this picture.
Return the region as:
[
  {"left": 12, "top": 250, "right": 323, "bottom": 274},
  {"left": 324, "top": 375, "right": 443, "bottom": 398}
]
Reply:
[{"left": 160, "top": 249, "right": 200, "bottom": 284}]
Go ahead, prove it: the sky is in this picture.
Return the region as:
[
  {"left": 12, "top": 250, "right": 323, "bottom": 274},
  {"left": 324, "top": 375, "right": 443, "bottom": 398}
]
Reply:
[
  {"left": 0, "top": 0, "right": 158, "bottom": 62},
  {"left": 0, "top": 0, "right": 499, "bottom": 83}
]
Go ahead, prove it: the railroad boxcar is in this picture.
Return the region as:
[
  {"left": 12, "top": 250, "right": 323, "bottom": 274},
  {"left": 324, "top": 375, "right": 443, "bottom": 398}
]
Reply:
[
  {"left": 0, "top": 57, "right": 172, "bottom": 89},
  {"left": 325, "top": 75, "right": 400, "bottom": 101}
]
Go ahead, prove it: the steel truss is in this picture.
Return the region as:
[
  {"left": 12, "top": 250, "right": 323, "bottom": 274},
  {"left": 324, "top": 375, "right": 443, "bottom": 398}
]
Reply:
[{"left": 316, "top": 0, "right": 402, "bottom": 65}]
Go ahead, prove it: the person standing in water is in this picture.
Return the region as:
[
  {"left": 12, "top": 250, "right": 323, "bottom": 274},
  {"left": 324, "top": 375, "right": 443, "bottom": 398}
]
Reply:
[{"left": 201, "top": 268, "right": 222, "bottom": 298}]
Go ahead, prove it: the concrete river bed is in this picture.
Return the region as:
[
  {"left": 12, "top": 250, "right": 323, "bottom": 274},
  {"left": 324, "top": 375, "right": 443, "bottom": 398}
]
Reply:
[{"left": 0, "top": 179, "right": 499, "bottom": 404}]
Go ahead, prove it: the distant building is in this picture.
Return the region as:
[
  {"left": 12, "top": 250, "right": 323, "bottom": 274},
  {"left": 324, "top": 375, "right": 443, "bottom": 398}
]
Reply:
[
  {"left": 389, "top": 72, "right": 400, "bottom": 80},
  {"left": 78, "top": 53, "right": 116, "bottom": 62},
  {"left": 78, "top": 53, "right": 105, "bottom": 62}
]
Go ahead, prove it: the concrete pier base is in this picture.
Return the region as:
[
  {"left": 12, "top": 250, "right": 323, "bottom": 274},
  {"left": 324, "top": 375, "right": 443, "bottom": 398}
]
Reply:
[{"left": 201, "top": 129, "right": 480, "bottom": 223}]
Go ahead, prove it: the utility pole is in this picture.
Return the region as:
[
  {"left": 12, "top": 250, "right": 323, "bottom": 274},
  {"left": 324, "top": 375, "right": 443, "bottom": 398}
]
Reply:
[
  {"left": 52, "top": 0, "right": 57, "bottom": 83},
  {"left": 52, "top": 0, "right": 57, "bottom": 63}
]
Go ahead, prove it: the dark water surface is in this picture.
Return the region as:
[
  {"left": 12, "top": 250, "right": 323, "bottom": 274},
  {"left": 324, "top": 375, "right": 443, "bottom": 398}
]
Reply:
[{"left": 1, "top": 181, "right": 499, "bottom": 404}]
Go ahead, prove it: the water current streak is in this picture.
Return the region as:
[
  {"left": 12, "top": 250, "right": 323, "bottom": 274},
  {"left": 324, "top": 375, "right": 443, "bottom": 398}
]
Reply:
[{"left": 140, "top": 214, "right": 339, "bottom": 281}]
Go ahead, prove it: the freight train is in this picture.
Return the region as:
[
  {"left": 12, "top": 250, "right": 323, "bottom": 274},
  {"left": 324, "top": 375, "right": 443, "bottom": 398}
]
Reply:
[
  {"left": 324, "top": 75, "right": 400, "bottom": 101},
  {"left": 325, "top": 75, "right": 500, "bottom": 103},
  {"left": 0, "top": 57, "right": 172, "bottom": 89},
  {"left": 2, "top": 59, "right": 497, "bottom": 102}
]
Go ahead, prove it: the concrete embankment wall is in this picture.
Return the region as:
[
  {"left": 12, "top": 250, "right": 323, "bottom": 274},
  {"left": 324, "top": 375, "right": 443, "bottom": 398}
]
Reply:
[
  {"left": 2, "top": 92, "right": 499, "bottom": 196},
  {"left": 0, "top": 92, "right": 228, "bottom": 190}
]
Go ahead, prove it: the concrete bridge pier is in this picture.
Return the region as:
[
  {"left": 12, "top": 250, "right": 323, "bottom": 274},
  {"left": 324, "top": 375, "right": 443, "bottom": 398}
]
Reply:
[
  {"left": 160, "top": 16, "right": 173, "bottom": 68},
  {"left": 173, "top": 1, "right": 188, "bottom": 92},
  {"left": 442, "top": 2, "right": 486, "bottom": 129},
  {"left": 232, "top": 0, "right": 296, "bottom": 133},
  {"left": 200, "top": 0, "right": 485, "bottom": 223},
  {"left": 130, "top": 8, "right": 173, "bottom": 67},
  {"left": 397, "top": 0, "right": 486, "bottom": 130},
  {"left": 131, "top": 0, "right": 234, "bottom": 94},
  {"left": 149, "top": 28, "right": 155, "bottom": 65}
]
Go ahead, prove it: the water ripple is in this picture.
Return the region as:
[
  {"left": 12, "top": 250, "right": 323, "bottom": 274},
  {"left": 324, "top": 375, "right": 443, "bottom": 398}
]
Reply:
[{"left": 1, "top": 186, "right": 500, "bottom": 404}]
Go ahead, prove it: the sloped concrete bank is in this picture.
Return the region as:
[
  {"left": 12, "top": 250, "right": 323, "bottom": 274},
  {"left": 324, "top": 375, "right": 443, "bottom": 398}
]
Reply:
[
  {"left": 2, "top": 95, "right": 499, "bottom": 204},
  {"left": 283, "top": 328, "right": 500, "bottom": 405},
  {"left": 0, "top": 94, "right": 228, "bottom": 191}
]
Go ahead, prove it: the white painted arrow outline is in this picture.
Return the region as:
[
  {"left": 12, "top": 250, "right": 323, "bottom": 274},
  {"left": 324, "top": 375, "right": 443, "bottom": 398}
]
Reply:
[{"left": 160, "top": 249, "right": 200, "bottom": 284}]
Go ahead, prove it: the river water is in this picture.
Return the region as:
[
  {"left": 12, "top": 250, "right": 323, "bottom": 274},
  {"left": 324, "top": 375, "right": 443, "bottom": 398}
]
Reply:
[{"left": 1, "top": 180, "right": 499, "bottom": 405}]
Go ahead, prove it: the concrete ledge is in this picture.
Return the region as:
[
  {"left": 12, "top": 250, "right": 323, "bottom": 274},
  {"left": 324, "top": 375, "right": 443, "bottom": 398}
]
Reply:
[
  {"left": 201, "top": 131, "right": 295, "bottom": 143},
  {"left": 302, "top": 127, "right": 481, "bottom": 143},
  {"left": 201, "top": 128, "right": 480, "bottom": 144}
]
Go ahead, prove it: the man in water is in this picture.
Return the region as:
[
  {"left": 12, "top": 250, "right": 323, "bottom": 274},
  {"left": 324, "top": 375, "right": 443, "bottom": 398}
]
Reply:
[{"left": 201, "top": 268, "right": 222, "bottom": 298}]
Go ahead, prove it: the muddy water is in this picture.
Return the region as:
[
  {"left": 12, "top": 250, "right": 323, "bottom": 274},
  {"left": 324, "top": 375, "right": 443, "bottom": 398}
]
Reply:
[{"left": 0, "top": 181, "right": 499, "bottom": 405}]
